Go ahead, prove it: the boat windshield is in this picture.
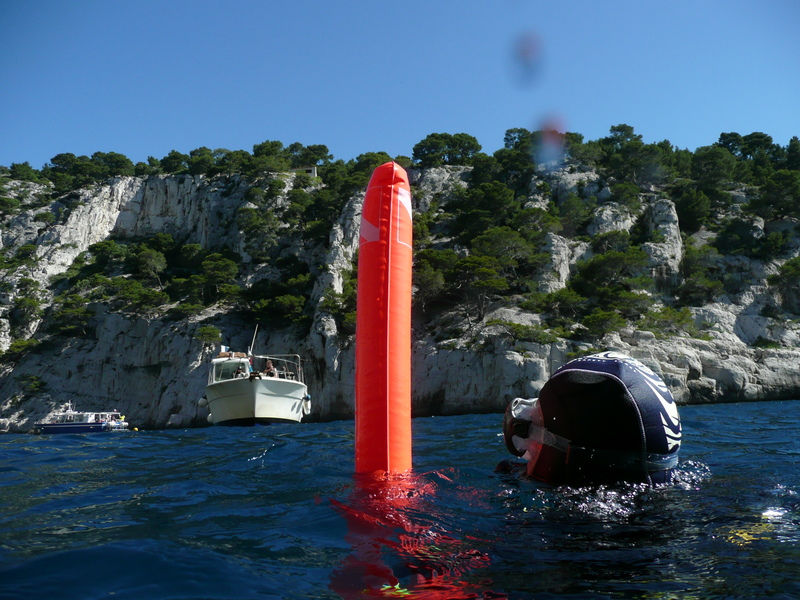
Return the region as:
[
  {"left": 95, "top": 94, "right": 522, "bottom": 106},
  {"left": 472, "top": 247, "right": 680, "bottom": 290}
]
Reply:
[{"left": 213, "top": 360, "right": 251, "bottom": 382}]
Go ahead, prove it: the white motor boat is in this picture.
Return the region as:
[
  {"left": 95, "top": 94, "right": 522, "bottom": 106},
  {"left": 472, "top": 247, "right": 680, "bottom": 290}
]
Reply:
[{"left": 199, "top": 349, "right": 311, "bottom": 425}]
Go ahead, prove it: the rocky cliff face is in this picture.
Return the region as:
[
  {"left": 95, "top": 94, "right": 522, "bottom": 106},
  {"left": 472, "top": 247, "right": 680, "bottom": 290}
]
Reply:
[{"left": 0, "top": 166, "right": 798, "bottom": 433}]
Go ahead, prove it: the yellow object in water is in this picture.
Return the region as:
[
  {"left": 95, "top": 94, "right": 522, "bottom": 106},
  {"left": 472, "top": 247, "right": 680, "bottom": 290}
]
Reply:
[{"left": 721, "top": 523, "right": 775, "bottom": 546}]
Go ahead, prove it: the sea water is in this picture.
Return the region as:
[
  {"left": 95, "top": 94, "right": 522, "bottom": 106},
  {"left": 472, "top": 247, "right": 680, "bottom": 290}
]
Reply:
[{"left": 2, "top": 400, "right": 800, "bottom": 599}]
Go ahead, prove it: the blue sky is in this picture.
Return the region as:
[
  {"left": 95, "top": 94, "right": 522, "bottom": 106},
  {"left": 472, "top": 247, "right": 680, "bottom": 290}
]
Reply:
[{"left": 2, "top": 0, "right": 798, "bottom": 169}]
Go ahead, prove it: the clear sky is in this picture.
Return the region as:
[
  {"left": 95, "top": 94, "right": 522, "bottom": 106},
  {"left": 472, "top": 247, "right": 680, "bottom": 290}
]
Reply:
[{"left": 2, "top": 0, "right": 798, "bottom": 170}]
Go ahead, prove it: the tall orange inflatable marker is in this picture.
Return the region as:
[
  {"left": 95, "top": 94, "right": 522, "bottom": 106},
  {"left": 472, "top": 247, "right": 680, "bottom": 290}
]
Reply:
[{"left": 355, "top": 162, "right": 413, "bottom": 475}]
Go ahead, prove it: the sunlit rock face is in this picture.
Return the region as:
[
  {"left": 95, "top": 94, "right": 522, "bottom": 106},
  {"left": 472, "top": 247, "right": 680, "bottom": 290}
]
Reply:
[{"left": 0, "top": 166, "right": 798, "bottom": 432}]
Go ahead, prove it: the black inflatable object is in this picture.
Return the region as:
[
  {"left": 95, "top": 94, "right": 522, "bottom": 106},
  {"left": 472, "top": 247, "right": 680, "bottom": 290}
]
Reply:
[{"left": 503, "top": 352, "right": 682, "bottom": 486}]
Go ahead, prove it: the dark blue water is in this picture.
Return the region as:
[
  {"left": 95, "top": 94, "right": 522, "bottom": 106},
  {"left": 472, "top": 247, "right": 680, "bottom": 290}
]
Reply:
[{"left": 2, "top": 400, "right": 800, "bottom": 599}]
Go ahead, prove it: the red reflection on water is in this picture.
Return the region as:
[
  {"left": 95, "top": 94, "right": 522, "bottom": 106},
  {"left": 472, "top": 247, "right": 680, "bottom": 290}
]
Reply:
[{"left": 329, "top": 472, "right": 505, "bottom": 599}]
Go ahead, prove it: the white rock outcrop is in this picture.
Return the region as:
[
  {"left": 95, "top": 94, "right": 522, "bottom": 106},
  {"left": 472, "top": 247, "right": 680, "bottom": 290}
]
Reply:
[{"left": 0, "top": 167, "right": 798, "bottom": 433}]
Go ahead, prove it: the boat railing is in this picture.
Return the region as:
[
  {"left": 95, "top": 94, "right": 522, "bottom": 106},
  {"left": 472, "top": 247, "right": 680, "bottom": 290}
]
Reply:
[
  {"left": 252, "top": 354, "right": 304, "bottom": 384},
  {"left": 209, "top": 353, "right": 304, "bottom": 384}
]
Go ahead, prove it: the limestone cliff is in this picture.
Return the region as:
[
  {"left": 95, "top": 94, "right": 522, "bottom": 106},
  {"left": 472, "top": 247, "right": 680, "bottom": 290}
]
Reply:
[{"left": 0, "top": 165, "right": 798, "bottom": 433}]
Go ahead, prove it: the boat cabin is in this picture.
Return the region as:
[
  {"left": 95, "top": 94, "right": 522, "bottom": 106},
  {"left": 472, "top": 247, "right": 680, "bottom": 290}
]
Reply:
[
  {"left": 210, "top": 357, "right": 252, "bottom": 382},
  {"left": 55, "top": 411, "right": 124, "bottom": 424}
]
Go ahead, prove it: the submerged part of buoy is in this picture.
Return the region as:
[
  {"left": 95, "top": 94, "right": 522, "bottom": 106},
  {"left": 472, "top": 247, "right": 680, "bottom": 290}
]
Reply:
[
  {"left": 354, "top": 162, "right": 413, "bottom": 476},
  {"left": 503, "top": 351, "right": 682, "bottom": 486}
]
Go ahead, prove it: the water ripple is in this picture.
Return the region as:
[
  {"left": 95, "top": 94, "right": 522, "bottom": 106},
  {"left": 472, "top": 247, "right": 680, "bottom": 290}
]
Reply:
[{"left": 2, "top": 401, "right": 800, "bottom": 599}]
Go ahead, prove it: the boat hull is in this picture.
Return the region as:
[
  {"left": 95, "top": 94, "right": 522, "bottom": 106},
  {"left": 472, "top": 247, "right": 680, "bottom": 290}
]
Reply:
[{"left": 205, "top": 376, "right": 308, "bottom": 425}]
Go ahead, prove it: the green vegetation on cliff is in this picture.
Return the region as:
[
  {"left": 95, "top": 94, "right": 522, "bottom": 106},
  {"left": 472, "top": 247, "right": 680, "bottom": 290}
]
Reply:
[{"left": 1, "top": 124, "right": 798, "bottom": 360}]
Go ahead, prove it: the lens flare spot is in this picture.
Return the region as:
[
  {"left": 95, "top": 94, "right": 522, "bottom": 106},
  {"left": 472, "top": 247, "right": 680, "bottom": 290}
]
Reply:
[
  {"left": 511, "top": 31, "right": 543, "bottom": 86},
  {"left": 533, "top": 115, "right": 567, "bottom": 171}
]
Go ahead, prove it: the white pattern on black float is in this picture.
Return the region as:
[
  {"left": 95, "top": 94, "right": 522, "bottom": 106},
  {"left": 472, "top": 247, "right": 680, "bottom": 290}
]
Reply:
[{"left": 503, "top": 352, "right": 682, "bottom": 486}]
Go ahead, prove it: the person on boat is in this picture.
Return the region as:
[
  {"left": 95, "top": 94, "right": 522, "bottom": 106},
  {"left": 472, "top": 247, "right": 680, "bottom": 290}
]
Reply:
[
  {"left": 235, "top": 365, "right": 246, "bottom": 378},
  {"left": 501, "top": 351, "right": 682, "bottom": 486},
  {"left": 264, "top": 360, "right": 277, "bottom": 377}
]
